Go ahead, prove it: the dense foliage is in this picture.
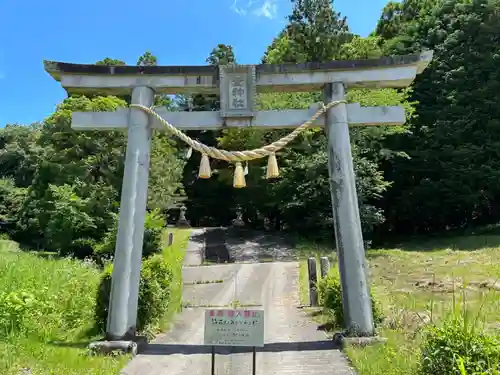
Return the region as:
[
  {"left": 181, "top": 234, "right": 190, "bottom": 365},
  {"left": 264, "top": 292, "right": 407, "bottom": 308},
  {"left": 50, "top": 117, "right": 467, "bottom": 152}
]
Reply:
[
  {"left": 94, "top": 235, "right": 185, "bottom": 336},
  {"left": 379, "top": 0, "right": 500, "bottom": 236},
  {"left": 2, "top": 0, "right": 500, "bottom": 253}
]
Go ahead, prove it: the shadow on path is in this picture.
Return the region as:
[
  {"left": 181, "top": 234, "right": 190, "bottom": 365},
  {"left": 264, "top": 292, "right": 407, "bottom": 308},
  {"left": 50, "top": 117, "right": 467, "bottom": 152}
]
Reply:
[
  {"left": 203, "top": 227, "right": 232, "bottom": 264},
  {"left": 143, "top": 340, "right": 339, "bottom": 356},
  {"left": 197, "top": 227, "right": 297, "bottom": 264}
]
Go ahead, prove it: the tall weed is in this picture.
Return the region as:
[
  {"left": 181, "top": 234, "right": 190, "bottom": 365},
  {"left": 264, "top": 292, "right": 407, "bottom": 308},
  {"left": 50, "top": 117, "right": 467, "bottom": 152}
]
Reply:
[{"left": 420, "top": 289, "right": 500, "bottom": 375}]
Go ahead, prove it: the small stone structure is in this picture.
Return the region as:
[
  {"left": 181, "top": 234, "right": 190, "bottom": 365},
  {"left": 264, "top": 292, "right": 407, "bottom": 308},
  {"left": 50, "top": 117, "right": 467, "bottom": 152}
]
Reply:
[
  {"left": 231, "top": 206, "right": 245, "bottom": 227},
  {"left": 176, "top": 205, "right": 191, "bottom": 228}
]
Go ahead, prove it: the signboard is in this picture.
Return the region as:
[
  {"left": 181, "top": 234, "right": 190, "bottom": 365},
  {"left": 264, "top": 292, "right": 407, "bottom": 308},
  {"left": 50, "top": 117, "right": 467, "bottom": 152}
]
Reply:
[{"left": 204, "top": 309, "right": 264, "bottom": 347}]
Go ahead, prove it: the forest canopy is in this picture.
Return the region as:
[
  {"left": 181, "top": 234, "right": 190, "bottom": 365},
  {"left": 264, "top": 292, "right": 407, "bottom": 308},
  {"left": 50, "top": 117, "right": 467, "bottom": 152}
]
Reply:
[{"left": 2, "top": 0, "right": 500, "bottom": 255}]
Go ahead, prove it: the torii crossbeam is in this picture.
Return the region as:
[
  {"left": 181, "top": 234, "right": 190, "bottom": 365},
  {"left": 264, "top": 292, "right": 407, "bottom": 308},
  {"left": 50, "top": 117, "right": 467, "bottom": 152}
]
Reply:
[{"left": 44, "top": 50, "right": 433, "bottom": 343}]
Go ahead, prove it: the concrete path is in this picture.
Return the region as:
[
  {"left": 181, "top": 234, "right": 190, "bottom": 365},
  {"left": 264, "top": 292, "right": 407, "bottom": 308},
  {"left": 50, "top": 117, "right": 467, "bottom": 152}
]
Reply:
[
  {"left": 183, "top": 228, "right": 205, "bottom": 267},
  {"left": 121, "top": 230, "right": 355, "bottom": 375}
]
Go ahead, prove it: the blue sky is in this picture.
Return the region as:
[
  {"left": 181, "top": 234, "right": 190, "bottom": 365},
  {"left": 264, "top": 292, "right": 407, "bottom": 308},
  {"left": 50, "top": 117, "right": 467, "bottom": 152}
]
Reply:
[{"left": 0, "top": 0, "right": 389, "bottom": 127}]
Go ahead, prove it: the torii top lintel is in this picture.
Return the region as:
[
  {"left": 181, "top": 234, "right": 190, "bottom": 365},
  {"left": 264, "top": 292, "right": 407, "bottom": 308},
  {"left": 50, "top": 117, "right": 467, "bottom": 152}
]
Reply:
[{"left": 43, "top": 50, "right": 433, "bottom": 96}]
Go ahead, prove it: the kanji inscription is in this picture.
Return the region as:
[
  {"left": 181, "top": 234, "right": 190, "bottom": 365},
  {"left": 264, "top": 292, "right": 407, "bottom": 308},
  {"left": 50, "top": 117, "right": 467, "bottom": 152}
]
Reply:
[
  {"left": 229, "top": 75, "right": 247, "bottom": 110},
  {"left": 219, "top": 65, "right": 256, "bottom": 119}
]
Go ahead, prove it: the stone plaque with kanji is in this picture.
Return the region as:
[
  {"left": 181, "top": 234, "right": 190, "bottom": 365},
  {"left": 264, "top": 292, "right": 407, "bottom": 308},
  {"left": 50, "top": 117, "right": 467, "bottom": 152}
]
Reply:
[{"left": 219, "top": 65, "right": 256, "bottom": 119}]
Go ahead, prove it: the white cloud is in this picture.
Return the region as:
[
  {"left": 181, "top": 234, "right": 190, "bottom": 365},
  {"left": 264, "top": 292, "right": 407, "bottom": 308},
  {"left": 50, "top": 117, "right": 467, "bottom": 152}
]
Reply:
[
  {"left": 231, "top": 0, "right": 278, "bottom": 19},
  {"left": 253, "top": 0, "right": 277, "bottom": 19},
  {"left": 230, "top": 0, "right": 247, "bottom": 15}
]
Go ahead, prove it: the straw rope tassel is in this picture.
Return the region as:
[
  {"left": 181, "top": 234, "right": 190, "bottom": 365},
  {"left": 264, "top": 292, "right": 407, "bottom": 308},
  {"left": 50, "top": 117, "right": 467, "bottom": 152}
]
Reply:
[
  {"left": 233, "top": 162, "right": 246, "bottom": 188},
  {"left": 198, "top": 154, "right": 211, "bottom": 179},
  {"left": 266, "top": 153, "right": 279, "bottom": 179},
  {"left": 130, "top": 100, "right": 346, "bottom": 188}
]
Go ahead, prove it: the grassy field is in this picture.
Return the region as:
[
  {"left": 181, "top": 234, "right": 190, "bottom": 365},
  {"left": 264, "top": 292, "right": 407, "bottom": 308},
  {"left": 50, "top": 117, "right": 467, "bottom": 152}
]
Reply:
[
  {"left": 298, "top": 234, "right": 500, "bottom": 375},
  {"left": 0, "top": 228, "right": 191, "bottom": 375}
]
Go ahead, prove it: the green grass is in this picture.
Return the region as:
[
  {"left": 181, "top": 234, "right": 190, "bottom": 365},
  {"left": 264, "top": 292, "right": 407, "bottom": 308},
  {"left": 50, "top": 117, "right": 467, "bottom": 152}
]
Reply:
[
  {"left": 298, "top": 234, "right": 500, "bottom": 375},
  {"left": 152, "top": 229, "right": 191, "bottom": 334},
  {"left": 0, "top": 228, "right": 190, "bottom": 375}
]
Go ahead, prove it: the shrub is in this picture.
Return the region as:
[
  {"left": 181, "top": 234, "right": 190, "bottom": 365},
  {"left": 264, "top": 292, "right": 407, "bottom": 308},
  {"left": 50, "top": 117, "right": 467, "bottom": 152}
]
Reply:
[
  {"left": 94, "top": 255, "right": 173, "bottom": 333},
  {"left": 94, "top": 210, "right": 164, "bottom": 262},
  {"left": 317, "top": 267, "right": 384, "bottom": 330},
  {"left": 420, "top": 313, "right": 500, "bottom": 375},
  {"left": 94, "top": 231, "right": 185, "bottom": 336}
]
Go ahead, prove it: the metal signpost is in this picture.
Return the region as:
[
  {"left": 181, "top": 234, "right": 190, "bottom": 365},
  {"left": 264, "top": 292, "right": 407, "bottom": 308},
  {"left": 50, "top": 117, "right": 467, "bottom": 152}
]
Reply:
[{"left": 204, "top": 308, "right": 265, "bottom": 375}]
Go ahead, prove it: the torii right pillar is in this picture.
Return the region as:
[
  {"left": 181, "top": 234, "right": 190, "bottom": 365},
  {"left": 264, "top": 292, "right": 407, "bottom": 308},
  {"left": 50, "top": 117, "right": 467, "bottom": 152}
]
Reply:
[{"left": 324, "top": 82, "right": 373, "bottom": 336}]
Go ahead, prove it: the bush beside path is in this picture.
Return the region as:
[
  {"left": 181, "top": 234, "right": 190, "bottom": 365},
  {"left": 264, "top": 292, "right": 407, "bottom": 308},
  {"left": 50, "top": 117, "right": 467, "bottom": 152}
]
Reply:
[{"left": 0, "top": 228, "right": 190, "bottom": 375}]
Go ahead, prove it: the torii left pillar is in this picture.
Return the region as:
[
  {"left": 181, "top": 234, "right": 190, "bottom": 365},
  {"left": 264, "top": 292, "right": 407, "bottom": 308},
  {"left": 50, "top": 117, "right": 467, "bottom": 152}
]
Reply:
[{"left": 106, "top": 86, "right": 154, "bottom": 340}]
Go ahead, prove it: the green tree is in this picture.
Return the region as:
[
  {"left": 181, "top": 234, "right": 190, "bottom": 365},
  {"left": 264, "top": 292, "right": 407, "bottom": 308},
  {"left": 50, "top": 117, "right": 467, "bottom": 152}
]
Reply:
[
  {"left": 375, "top": 0, "right": 440, "bottom": 54},
  {"left": 148, "top": 133, "right": 186, "bottom": 213},
  {"left": 16, "top": 95, "right": 127, "bottom": 253},
  {"left": 137, "top": 51, "right": 158, "bottom": 66},
  {"left": 263, "top": 0, "right": 352, "bottom": 64},
  {"left": 0, "top": 123, "right": 43, "bottom": 187},
  {"left": 43, "top": 184, "right": 97, "bottom": 257},
  {"left": 0, "top": 178, "right": 26, "bottom": 234},
  {"left": 378, "top": 0, "right": 500, "bottom": 234},
  {"left": 286, "top": 0, "right": 352, "bottom": 62},
  {"left": 375, "top": 1, "right": 404, "bottom": 41},
  {"left": 338, "top": 35, "right": 384, "bottom": 60},
  {"left": 206, "top": 44, "right": 235, "bottom": 65},
  {"left": 95, "top": 58, "right": 126, "bottom": 66}
]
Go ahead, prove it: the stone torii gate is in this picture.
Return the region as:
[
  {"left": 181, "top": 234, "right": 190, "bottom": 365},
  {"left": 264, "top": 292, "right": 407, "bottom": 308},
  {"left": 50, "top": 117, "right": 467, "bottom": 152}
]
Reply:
[{"left": 44, "top": 50, "right": 432, "bottom": 342}]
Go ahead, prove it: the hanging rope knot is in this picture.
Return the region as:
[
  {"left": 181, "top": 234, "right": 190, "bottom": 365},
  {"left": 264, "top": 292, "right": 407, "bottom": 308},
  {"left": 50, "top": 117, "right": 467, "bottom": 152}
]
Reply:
[
  {"left": 131, "top": 99, "right": 347, "bottom": 188},
  {"left": 199, "top": 153, "right": 211, "bottom": 179},
  {"left": 233, "top": 162, "right": 246, "bottom": 188}
]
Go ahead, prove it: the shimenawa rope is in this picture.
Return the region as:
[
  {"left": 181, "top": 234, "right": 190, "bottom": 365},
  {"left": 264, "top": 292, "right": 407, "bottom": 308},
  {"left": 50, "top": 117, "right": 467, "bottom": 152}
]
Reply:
[{"left": 130, "top": 100, "right": 346, "bottom": 188}]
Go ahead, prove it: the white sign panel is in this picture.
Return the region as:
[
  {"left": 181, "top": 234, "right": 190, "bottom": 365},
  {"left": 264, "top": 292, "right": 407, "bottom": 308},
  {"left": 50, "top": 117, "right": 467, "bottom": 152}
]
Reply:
[{"left": 204, "top": 309, "right": 264, "bottom": 347}]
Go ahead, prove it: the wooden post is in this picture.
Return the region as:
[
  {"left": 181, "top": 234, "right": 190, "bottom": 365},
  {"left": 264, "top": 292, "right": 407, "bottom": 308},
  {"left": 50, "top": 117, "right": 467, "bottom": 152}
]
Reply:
[
  {"left": 324, "top": 82, "right": 374, "bottom": 336},
  {"left": 168, "top": 232, "right": 174, "bottom": 247},
  {"left": 320, "top": 256, "right": 330, "bottom": 279},
  {"left": 106, "top": 86, "right": 154, "bottom": 340},
  {"left": 307, "top": 257, "right": 318, "bottom": 306}
]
